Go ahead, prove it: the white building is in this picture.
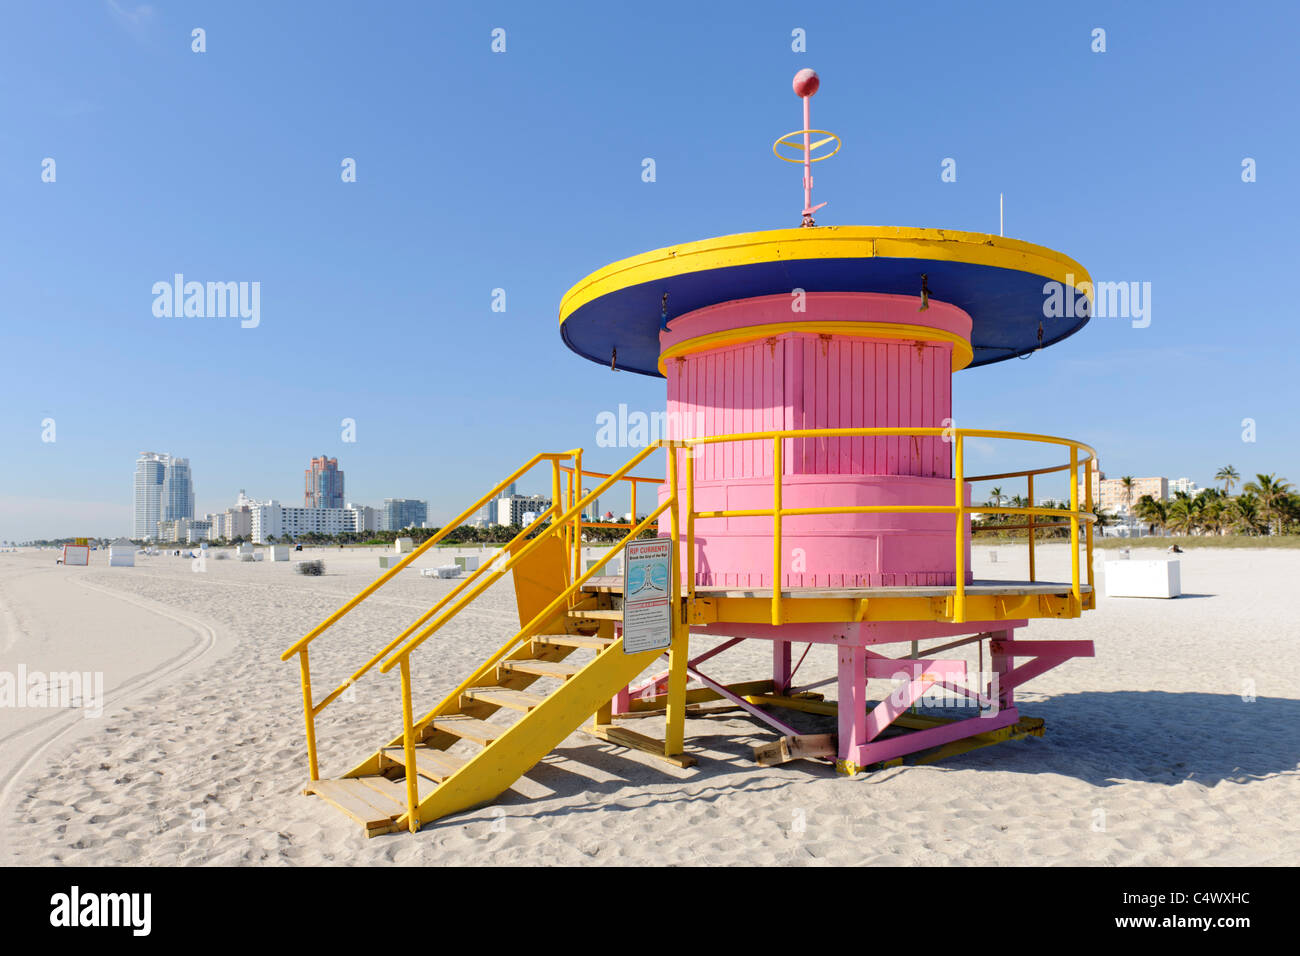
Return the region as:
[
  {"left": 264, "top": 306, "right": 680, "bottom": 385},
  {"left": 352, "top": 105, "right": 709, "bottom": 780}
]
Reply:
[
  {"left": 496, "top": 494, "right": 551, "bottom": 526},
  {"left": 186, "top": 519, "right": 212, "bottom": 544},
  {"left": 156, "top": 517, "right": 190, "bottom": 543},
  {"left": 133, "top": 452, "right": 168, "bottom": 540},
  {"left": 1169, "top": 477, "right": 1201, "bottom": 497},
  {"left": 249, "top": 501, "right": 361, "bottom": 543},
  {"left": 346, "top": 502, "right": 383, "bottom": 533}
]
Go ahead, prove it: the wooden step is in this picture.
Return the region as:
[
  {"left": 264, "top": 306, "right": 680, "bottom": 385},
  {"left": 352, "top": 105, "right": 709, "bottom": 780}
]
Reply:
[
  {"left": 357, "top": 773, "right": 415, "bottom": 806},
  {"left": 568, "top": 609, "right": 622, "bottom": 621},
  {"left": 502, "top": 659, "right": 582, "bottom": 680},
  {"left": 380, "top": 745, "right": 467, "bottom": 782},
  {"left": 463, "top": 686, "right": 547, "bottom": 712},
  {"left": 307, "top": 778, "right": 405, "bottom": 834},
  {"left": 432, "top": 714, "right": 506, "bottom": 746},
  {"left": 534, "top": 634, "right": 613, "bottom": 650}
]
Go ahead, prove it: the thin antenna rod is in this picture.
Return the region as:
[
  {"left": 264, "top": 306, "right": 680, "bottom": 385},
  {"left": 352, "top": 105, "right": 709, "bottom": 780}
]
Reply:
[
  {"left": 774, "top": 69, "right": 838, "bottom": 227},
  {"left": 1000, "top": 192, "right": 1004, "bottom": 237}
]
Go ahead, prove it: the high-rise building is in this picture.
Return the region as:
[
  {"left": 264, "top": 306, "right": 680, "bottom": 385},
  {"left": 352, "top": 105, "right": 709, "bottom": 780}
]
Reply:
[
  {"left": 383, "top": 498, "right": 427, "bottom": 531},
  {"left": 133, "top": 452, "right": 168, "bottom": 540},
  {"left": 305, "top": 455, "right": 345, "bottom": 509},
  {"left": 161, "top": 457, "right": 195, "bottom": 522}
]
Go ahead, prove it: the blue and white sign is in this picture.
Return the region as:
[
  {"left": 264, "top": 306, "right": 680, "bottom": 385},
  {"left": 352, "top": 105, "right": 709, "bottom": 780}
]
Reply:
[{"left": 623, "top": 539, "right": 673, "bottom": 654}]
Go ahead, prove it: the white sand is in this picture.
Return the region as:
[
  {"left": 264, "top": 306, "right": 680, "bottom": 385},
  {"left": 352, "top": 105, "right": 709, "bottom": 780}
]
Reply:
[{"left": 1, "top": 542, "right": 1296, "bottom": 866}]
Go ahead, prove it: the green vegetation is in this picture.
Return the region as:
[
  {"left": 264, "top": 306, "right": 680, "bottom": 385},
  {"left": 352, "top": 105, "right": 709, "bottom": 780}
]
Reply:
[
  {"left": 1094, "top": 535, "right": 1300, "bottom": 550},
  {"left": 1131, "top": 472, "right": 1296, "bottom": 537},
  {"left": 973, "top": 469, "right": 1298, "bottom": 544}
]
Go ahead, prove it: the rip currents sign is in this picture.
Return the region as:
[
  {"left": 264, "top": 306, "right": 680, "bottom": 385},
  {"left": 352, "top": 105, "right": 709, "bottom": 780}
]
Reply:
[{"left": 622, "top": 539, "right": 672, "bottom": 654}]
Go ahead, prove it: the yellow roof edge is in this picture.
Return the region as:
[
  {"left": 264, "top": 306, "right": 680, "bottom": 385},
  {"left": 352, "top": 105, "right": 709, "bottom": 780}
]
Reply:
[{"left": 558, "top": 225, "right": 1092, "bottom": 326}]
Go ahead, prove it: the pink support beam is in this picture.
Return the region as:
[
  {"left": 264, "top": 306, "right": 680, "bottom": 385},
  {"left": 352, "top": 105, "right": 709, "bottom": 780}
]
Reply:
[
  {"left": 774, "top": 640, "right": 793, "bottom": 694},
  {"left": 687, "top": 665, "right": 802, "bottom": 737},
  {"left": 837, "top": 646, "right": 867, "bottom": 759},
  {"left": 617, "top": 637, "right": 744, "bottom": 711},
  {"left": 864, "top": 658, "right": 968, "bottom": 742},
  {"left": 846, "top": 708, "right": 1022, "bottom": 768}
]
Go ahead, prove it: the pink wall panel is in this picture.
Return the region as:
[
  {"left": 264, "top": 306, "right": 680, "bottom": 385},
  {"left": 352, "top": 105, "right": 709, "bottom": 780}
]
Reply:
[{"left": 666, "top": 332, "right": 954, "bottom": 482}]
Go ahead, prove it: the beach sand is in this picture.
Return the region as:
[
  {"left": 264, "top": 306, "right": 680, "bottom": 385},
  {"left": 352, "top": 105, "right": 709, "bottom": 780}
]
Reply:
[{"left": 1, "top": 542, "right": 1296, "bottom": 866}]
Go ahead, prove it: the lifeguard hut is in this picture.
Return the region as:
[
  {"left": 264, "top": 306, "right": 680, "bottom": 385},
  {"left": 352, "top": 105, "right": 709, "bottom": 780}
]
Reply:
[{"left": 282, "top": 70, "right": 1098, "bottom": 835}]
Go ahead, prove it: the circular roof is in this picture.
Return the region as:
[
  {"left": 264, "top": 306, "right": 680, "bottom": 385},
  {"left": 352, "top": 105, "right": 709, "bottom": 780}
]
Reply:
[{"left": 559, "top": 225, "right": 1092, "bottom": 377}]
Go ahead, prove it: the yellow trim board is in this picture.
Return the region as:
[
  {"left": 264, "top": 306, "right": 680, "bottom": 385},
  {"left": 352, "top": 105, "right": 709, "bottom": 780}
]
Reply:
[
  {"left": 559, "top": 225, "right": 1093, "bottom": 326},
  {"left": 658, "top": 320, "right": 973, "bottom": 375}
]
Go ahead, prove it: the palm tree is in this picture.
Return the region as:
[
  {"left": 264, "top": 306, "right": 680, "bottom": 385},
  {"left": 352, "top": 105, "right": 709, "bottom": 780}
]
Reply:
[
  {"left": 1167, "top": 495, "right": 1201, "bottom": 536},
  {"left": 989, "top": 486, "right": 1003, "bottom": 508},
  {"left": 1091, "top": 504, "right": 1115, "bottom": 533},
  {"left": 1215, "top": 465, "right": 1240, "bottom": 496},
  {"left": 1242, "top": 474, "right": 1294, "bottom": 535},
  {"left": 1200, "top": 498, "right": 1226, "bottom": 536},
  {"left": 1280, "top": 494, "right": 1300, "bottom": 534},
  {"left": 1229, "top": 495, "right": 1267, "bottom": 535},
  {"left": 1119, "top": 476, "right": 1136, "bottom": 521},
  {"left": 1135, "top": 495, "right": 1168, "bottom": 536}
]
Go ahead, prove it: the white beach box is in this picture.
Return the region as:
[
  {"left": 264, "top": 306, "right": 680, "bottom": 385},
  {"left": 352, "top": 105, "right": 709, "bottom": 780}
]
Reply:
[
  {"left": 62, "top": 545, "right": 90, "bottom": 566},
  {"left": 454, "top": 555, "right": 480, "bottom": 572},
  {"left": 267, "top": 545, "right": 290, "bottom": 562},
  {"left": 236, "top": 543, "right": 254, "bottom": 556},
  {"left": 394, "top": 537, "right": 414, "bottom": 554},
  {"left": 108, "top": 539, "right": 135, "bottom": 567},
  {"left": 1104, "top": 559, "right": 1181, "bottom": 598},
  {"left": 421, "top": 565, "right": 461, "bottom": 579}
]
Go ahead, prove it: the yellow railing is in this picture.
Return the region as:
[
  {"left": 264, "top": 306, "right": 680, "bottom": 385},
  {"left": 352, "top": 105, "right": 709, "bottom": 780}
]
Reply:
[
  {"left": 557, "top": 461, "right": 664, "bottom": 586},
  {"left": 279, "top": 450, "right": 578, "bottom": 781},
  {"left": 965, "top": 456, "right": 1094, "bottom": 583},
  {"left": 674, "top": 426, "right": 1097, "bottom": 625},
  {"left": 376, "top": 443, "right": 676, "bottom": 831},
  {"left": 282, "top": 425, "right": 1096, "bottom": 824}
]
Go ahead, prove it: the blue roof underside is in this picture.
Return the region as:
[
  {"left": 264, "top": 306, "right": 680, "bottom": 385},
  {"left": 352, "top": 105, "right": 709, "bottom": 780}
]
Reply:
[{"left": 561, "top": 257, "right": 1090, "bottom": 377}]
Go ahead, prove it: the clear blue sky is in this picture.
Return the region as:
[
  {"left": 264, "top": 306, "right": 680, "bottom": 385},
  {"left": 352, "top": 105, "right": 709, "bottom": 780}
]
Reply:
[{"left": 2, "top": 1, "right": 1297, "bottom": 539}]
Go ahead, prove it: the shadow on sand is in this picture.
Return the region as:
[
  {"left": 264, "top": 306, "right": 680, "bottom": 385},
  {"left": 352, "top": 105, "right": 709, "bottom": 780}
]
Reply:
[{"left": 422, "top": 690, "right": 1298, "bottom": 830}]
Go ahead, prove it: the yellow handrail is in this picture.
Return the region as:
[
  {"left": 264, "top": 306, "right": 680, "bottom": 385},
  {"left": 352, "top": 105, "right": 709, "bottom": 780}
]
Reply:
[
  {"left": 398, "top": 500, "right": 673, "bottom": 738},
  {"left": 280, "top": 451, "right": 571, "bottom": 662},
  {"left": 673, "top": 426, "right": 1097, "bottom": 624},
  {"left": 308, "top": 503, "right": 562, "bottom": 718},
  {"left": 282, "top": 450, "right": 576, "bottom": 781},
  {"left": 380, "top": 443, "right": 662, "bottom": 672}
]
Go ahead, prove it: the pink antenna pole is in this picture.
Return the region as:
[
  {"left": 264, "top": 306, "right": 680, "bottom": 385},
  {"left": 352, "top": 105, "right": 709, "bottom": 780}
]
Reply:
[
  {"left": 802, "top": 92, "right": 813, "bottom": 218},
  {"left": 792, "top": 69, "right": 827, "bottom": 227}
]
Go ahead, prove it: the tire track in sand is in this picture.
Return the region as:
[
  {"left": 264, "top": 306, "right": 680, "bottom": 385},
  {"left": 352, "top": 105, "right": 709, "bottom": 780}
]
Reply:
[{"left": 0, "top": 576, "right": 223, "bottom": 848}]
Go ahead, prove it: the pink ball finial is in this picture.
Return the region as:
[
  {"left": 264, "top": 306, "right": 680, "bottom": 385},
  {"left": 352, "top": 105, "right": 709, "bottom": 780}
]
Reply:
[{"left": 793, "top": 68, "right": 820, "bottom": 97}]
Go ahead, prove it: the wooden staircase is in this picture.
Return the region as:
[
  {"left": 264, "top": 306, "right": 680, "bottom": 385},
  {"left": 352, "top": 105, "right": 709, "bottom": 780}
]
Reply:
[{"left": 305, "top": 615, "right": 664, "bottom": 836}]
